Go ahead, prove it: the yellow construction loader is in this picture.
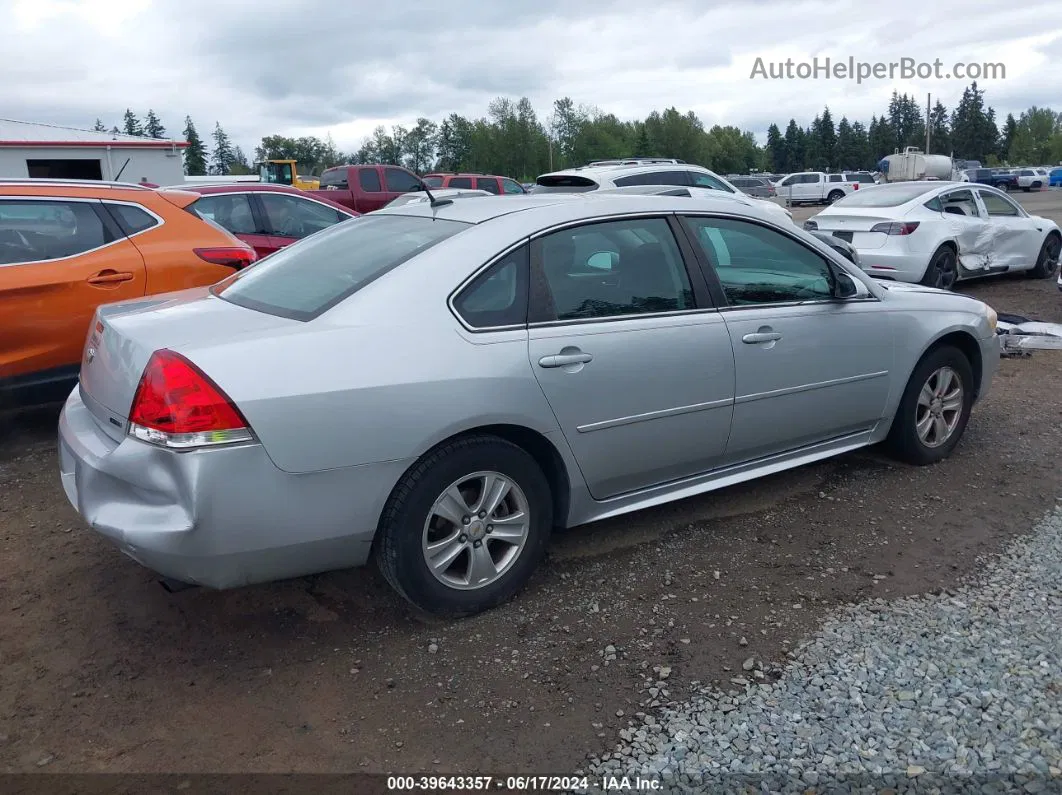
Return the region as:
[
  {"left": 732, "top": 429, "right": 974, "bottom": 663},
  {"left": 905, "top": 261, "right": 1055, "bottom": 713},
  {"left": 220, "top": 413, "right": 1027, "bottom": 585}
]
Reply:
[{"left": 256, "top": 159, "right": 320, "bottom": 190}]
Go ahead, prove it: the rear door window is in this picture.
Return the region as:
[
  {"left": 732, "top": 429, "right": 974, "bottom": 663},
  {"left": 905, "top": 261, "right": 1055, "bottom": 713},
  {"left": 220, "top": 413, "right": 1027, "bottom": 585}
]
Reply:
[
  {"left": 189, "top": 193, "right": 258, "bottom": 235},
  {"left": 0, "top": 199, "right": 113, "bottom": 264},
  {"left": 215, "top": 214, "right": 468, "bottom": 320},
  {"left": 449, "top": 176, "right": 473, "bottom": 189},
  {"left": 475, "top": 177, "right": 500, "bottom": 194},
  {"left": 320, "top": 169, "right": 349, "bottom": 189},
  {"left": 358, "top": 168, "right": 382, "bottom": 192}
]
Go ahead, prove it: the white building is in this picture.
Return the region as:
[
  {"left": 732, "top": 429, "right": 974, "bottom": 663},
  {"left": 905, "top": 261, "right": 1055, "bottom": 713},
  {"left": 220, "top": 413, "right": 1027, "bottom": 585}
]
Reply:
[{"left": 0, "top": 118, "right": 188, "bottom": 186}]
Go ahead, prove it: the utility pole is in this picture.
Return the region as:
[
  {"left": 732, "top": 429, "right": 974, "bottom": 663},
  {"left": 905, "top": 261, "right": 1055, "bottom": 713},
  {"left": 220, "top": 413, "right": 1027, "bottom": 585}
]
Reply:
[{"left": 925, "top": 93, "right": 931, "bottom": 154}]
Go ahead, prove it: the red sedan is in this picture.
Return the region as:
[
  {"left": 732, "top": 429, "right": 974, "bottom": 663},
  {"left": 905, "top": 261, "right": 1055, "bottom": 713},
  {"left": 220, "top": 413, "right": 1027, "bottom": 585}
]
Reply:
[{"left": 180, "top": 183, "right": 358, "bottom": 258}]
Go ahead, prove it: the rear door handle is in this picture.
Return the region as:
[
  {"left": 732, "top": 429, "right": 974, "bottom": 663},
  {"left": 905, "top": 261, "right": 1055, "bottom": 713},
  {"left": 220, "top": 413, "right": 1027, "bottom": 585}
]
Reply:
[
  {"left": 538, "top": 352, "right": 593, "bottom": 368},
  {"left": 742, "top": 331, "right": 782, "bottom": 344},
  {"left": 87, "top": 271, "right": 134, "bottom": 285}
]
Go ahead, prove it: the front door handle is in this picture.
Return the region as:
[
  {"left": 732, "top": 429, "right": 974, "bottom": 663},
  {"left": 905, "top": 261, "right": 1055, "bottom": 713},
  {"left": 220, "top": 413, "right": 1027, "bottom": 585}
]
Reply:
[
  {"left": 742, "top": 331, "right": 782, "bottom": 344},
  {"left": 87, "top": 270, "right": 134, "bottom": 285},
  {"left": 538, "top": 352, "right": 593, "bottom": 368}
]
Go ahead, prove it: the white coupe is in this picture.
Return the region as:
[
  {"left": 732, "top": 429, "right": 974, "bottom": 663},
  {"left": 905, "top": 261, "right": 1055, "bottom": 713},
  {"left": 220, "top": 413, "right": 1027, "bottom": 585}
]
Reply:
[{"left": 805, "top": 181, "right": 1061, "bottom": 290}]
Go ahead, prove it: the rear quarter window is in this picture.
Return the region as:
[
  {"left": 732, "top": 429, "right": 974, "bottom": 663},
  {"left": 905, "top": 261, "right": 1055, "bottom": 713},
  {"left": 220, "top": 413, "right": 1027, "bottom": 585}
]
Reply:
[
  {"left": 104, "top": 203, "right": 159, "bottom": 235},
  {"left": 214, "top": 215, "right": 468, "bottom": 321}
]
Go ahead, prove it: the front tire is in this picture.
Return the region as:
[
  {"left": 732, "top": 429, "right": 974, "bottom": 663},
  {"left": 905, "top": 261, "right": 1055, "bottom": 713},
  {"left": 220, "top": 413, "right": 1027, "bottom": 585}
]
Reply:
[
  {"left": 920, "top": 245, "right": 959, "bottom": 291},
  {"left": 376, "top": 435, "right": 552, "bottom": 618},
  {"left": 1028, "top": 234, "right": 1061, "bottom": 279},
  {"left": 885, "top": 345, "right": 974, "bottom": 465}
]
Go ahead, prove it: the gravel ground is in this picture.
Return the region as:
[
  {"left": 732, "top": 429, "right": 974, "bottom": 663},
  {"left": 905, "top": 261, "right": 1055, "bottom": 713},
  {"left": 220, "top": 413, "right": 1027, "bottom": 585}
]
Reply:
[{"left": 581, "top": 506, "right": 1062, "bottom": 794}]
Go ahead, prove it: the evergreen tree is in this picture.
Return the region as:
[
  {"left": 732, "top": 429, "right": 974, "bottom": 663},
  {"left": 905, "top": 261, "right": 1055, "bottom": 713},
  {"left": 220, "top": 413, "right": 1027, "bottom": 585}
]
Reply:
[
  {"left": 849, "top": 121, "right": 872, "bottom": 169},
  {"left": 782, "top": 119, "right": 804, "bottom": 171},
  {"left": 144, "top": 109, "right": 165, "bottom": 139},
  {"left": 804, "top": 117, "right": 825, "bottom": 170},
  {"left": 122, "top": 109, "right": 143, "bottom": 137},
  {"left": 950, "top": 82, "right": 998, "bottom": 162},
  {"left": 815, "top": 107, "right": 836, "bottom": 169},
  {"left": 93, "top": 118, "right": 106, "bottom": 132},
  {"left": 182, "top": 116, "right": 208, "bottom": 176},
  {"left": 110, "top": 125, "right": 120, "bottom": 136},
  {"left": 835, "top": 117, "right": 856, "bottom": 170},
  {"left": 999, "top": 113, "right": 1018, "bottom": 162},
  {"left": 634, "top": 124, "right": 652, "bottom": 157},
  {"left": 765, "top": 123, "right": 786, "bottom": 172},
  {"left": 210, "top": 122, "right": 234, "bottom": 175},
  {"left": 928, "top": 100, "right": 951, "bottom": 155}
]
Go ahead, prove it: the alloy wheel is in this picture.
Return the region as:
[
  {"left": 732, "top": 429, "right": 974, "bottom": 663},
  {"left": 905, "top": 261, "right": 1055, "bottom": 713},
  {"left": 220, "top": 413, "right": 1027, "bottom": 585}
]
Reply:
[
  {"left": 421, "top": 471, "right": 530, "bottom": 590},
  {"left": 915, "top": 366, "right": 964, "bottom": 448}
]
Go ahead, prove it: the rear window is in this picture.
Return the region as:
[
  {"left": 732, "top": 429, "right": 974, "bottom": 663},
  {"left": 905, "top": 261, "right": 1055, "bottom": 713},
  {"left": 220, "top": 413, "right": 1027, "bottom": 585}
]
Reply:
[
  {"left": 423, "top": 176, "right": 444, "bottom": 188},
  {"left": 214, "top": 215, "right": 468, "bottom": 321},
  {"left": 533, "top": 174, "right": 599, "bottom": 193},
  {"left": 831, "top": 183, "right": 936, "bottom": 207}
]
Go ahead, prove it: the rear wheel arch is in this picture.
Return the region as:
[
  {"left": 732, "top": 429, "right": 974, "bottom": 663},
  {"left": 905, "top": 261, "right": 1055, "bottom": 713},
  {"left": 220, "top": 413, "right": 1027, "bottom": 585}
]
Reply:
[{"left": 376, "top": 423, "right": 572, "bottom": 539}]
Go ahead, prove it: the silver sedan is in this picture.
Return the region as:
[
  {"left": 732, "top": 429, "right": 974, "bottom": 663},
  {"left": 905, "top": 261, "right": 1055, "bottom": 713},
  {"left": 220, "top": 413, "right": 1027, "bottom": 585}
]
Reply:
[{"left": 59, "top": 193, "right": 1000, "bottom": 617}]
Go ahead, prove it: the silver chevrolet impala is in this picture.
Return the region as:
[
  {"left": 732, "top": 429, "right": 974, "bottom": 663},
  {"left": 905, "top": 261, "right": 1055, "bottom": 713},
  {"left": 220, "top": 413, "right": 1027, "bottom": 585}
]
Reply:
[{"left": 59, "top": 193, "right": 1000, "bottom": 617}]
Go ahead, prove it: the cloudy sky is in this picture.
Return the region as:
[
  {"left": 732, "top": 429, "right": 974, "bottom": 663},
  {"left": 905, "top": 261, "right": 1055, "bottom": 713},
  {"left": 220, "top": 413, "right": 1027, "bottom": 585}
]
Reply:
[{"left": 5, "top": 0, "right": 1061, "bottom": 154}]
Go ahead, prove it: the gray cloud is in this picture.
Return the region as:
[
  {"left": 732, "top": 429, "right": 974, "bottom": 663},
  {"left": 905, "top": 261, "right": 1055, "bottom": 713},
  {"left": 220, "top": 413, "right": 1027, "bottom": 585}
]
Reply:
[{"left": 2, "top": 0, "right": 1060, "bottom": 154}]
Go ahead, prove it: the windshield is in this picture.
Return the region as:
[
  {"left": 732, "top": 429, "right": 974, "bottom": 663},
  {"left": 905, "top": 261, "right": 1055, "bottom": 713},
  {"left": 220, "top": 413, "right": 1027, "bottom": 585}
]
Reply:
[
  {"left": 830, "top": 183, "right": 935, "bottom": 207},
  {"left": 215, "top": 215, "right": 468, "bottom": 320}
]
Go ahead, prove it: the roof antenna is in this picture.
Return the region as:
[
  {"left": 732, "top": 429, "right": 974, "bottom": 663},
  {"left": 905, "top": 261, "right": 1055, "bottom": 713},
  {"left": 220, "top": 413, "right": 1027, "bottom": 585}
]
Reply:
[{"left": 419, "top": 180, "right": 452, "bottom": 209}]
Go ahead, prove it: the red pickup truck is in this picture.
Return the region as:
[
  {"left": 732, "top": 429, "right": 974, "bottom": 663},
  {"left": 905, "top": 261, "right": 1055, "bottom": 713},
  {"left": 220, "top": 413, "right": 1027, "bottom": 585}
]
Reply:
[{"left": 309, "top": 164, "right": 426, "bottom": 212}]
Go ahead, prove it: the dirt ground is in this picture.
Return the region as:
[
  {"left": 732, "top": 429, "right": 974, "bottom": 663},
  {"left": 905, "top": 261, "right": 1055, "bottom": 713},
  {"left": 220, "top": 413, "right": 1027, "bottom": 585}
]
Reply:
[{"left": 2, "top": 191, "right": 1062, "bottom": 777}]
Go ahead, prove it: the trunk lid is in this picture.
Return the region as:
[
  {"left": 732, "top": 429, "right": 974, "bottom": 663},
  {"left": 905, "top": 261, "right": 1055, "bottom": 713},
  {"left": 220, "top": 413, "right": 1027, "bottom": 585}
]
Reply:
[
  {"left": 79, "top": 287, "right": 300, "bottom": 430},
  {"left": 809, "top": 211, "right": 899, "bottom": 250}
]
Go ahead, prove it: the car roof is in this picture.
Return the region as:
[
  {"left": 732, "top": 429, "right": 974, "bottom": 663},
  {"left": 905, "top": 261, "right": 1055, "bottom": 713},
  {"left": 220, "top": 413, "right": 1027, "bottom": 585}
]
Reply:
[
  {"left": 373, "top": 191, "right": 781, "bottom": 226},
  {"left": 0, "top": 180, "right": 191, "bottom": 203},
  {"left": 177, "top": 183, "right": 306, "bottom": 194}
]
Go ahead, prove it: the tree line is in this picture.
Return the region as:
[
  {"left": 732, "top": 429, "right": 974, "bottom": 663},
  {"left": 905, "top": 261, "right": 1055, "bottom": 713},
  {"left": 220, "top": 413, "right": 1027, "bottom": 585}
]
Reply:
[
  {"left": 93, "top": 109, "right": 247, "bottom": 177},
  {"left": 96, "top": 82, "right": 1062, "bottom": 182}
]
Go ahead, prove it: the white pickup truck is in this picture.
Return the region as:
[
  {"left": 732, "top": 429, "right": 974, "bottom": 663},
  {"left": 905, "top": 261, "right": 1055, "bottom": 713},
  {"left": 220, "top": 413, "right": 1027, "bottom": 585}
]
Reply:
[{"left": 774, "top": 172, "right": 859, "bottom": 205}]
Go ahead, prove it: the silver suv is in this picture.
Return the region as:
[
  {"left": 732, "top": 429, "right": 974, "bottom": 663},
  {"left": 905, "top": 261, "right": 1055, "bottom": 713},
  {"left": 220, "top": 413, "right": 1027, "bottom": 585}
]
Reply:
[{"left": 533, "top": 160, "right": 741, "bottom": 195}]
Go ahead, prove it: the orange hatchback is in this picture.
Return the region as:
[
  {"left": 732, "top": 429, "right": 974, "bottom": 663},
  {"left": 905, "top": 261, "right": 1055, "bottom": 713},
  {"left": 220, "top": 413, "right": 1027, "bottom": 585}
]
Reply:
[{"left": 0, "top": 179, "right": 257, "bottom": 406}]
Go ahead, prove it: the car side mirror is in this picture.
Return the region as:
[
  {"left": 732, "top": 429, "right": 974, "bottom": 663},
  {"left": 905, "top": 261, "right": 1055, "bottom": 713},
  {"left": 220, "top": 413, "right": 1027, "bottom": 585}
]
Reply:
[{"left": 833, "top": 269, "right": 859, "bottom": 299}]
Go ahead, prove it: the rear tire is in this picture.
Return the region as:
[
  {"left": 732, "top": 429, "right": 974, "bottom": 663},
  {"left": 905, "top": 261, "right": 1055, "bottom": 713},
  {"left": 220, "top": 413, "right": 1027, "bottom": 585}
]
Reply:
[
  {"left": 885, "top": 345, "right": 974, "bottom": 465},
  {"left": 919, "top": 245, "right": 959, "bottom": 291},
  {"left": 1028, "top": 234, "right": 1061, "bottom": 279},
  {"left": 827, "top": 190, "right": 844, "bottom": 203},
  {"left": 376, "top": 435, "right": 552, "bottom": 618},
  {"left": 1032, "top": 181, "right": 1043, "bottom": 190}
]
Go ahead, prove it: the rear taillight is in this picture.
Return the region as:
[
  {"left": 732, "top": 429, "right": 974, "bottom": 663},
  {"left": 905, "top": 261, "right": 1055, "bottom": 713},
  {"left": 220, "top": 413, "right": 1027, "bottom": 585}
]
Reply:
[
  {"left": 853, "top": 183, "right": 859, "bottom": 190},
  {"left": 870, "top": 221, "right": 920, "bottom": 235},
  {"left": 194, "top": 247, "right": 257, "bottom": 269},
  {"left": 128, "top": 349, "right": 253, "bottom": 449}
]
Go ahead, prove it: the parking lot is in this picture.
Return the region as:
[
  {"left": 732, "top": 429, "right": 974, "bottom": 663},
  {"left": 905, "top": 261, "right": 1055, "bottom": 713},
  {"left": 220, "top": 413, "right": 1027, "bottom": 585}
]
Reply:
[{"left": 2, "top": 191, "right": 1062, "bottom": 776}]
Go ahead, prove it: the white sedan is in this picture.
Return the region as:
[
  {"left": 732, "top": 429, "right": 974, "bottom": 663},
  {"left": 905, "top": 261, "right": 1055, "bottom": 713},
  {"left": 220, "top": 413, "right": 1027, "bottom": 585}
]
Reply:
[{"left": 805, "top": 181, "right": 1061, "bottom": 290}]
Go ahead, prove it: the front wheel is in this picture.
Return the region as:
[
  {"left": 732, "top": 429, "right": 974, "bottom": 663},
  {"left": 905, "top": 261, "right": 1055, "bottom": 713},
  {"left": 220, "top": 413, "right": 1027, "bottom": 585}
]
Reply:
[
  {"left": 885, "top": 346, "right": 974, "bottom": 465},
  {"left": 1029, "top": 234, "right": 1061, "bottom": 279},
  {"left": 920, "top": 246, "right": 959, "bottom": 291},
  {"left": 376, "top": 435, "right": 552, "bottom": 618}
]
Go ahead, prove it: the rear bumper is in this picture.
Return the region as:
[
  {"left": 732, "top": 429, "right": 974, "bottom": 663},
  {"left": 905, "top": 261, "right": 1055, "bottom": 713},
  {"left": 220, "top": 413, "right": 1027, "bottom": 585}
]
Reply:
[
  {"left": 58, "top": 387, "right": 412, "bottom": 588},
  {"left": 854, "top": 249, "right": 928, "bottom": 283}
]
